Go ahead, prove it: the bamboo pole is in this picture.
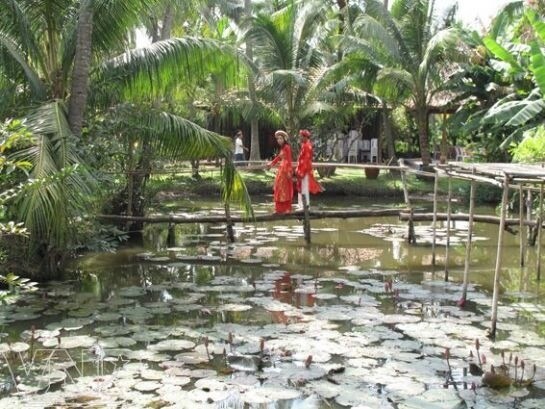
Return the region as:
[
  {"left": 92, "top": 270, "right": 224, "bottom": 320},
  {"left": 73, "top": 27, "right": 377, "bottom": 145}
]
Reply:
[
  {"left": 490, "top": 174, "right": 510, "bottom": 339},
  {"left": 399, "top": 212, "right": 536, "bottom": 228},
  {"left": 461, "top": 169, "right": 476, "bottom": 302},
  {"left": 527, "top": 189, "right": 532, "bottom": 244},
  {"left": 399, "top": 161, "right": 415, "bottom": 244},
  {"left": 537, "top": 183, "right": 544, "bottom": 280},
  {"left": 99, "top": 208, "right": 405, "bottom": 225},
  {"left": 432, "top": 171, "right": 439, "bottom": 267},
  {"left": 126, "top": 139, "right": 134, "bottom": 232},
  {"left": 302, "top": 195, "right": 311, "bottom": 244},
  {"left": 519, "top": 184, "right": 525, "bottom": 267},
  {"left": 444, "top": 176, "right": 452, "bottom": 281}
]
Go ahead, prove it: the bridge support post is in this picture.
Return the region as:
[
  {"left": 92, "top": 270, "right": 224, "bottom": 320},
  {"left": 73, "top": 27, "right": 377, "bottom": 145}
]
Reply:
[
  {"left": 432, "top": 171, "right": 438, "bottom": 267},
  {"left": 444, "top": 175, "right": 452, "bottom": 282},
  {"left": 399, "top": 161, "right": 416, "bottom": 244},
  {"left": 303, "top": 196, "right": 311, "bottom": 244},
  {"left": 537, "top": 183, "right": 543, "bottom": 280},
  {"left": 490, "top": 174, "right": 509, "bottom": 339},
  {"left": 519, "top": 184, "right": 525, "bottom": 267},
  {"left": 462, "top": 168, "right": 476, "bottom": 302}
]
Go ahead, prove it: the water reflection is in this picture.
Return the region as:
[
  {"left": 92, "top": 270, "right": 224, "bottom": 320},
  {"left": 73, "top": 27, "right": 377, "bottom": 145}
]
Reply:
[{"left": 272, "top": 271, "right": 315, "bottom": 309}]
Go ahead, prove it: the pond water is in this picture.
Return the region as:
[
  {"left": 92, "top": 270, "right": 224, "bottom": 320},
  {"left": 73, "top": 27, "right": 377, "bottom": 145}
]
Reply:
[{"left": 1, "top": 196, "right": 545, "bottom": 408}]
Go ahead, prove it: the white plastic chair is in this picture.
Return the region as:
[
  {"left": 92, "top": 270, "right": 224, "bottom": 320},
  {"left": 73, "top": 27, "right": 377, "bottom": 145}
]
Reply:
[
  {"left": 454, "top": 146, "right": 470, "bottom": 162},
  {"left": 370, "top": 138, "right": 378, "bottom": 163}
]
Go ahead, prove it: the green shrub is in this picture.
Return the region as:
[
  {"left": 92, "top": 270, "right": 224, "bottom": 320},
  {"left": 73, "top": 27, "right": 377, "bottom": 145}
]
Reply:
[{"left": 511, "top": 126, "right": 545, "bottom": 163}]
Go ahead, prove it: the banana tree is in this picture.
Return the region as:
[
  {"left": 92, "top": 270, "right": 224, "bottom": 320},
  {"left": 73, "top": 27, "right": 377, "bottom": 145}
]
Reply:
[{"left": 481, "top": 5, "right": 545, "bottom": 149}]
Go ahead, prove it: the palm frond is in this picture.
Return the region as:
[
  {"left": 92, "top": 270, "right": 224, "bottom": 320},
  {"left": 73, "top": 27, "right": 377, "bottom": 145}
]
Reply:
[
  {"left": 419, "top": 28, "right": 462, "bottom": 77},
  {"left": 0, "top": 0, "right": 44, "bottom": 69},
  {"left": 128, "top": 109, "right": 252, "bottom": 215},
  {"left": 351, "top": 14, "right": 400, "bottom": 63},
  {"left": 0, "top": 31, "right": 46, "bottom": 99},
  {"left": 11, "top": 101, "right": 96, "bottom": 249},
  {"left": 365, "top": 0, "right": 416, "bottom": 69},
  {"left": 376, "top": 68, "right": 413, "bottom": 92},
  {"left": 94, "top": 37, "right": 246, "bottom": 104},
  {"left": 92, "top": 0, "right": 160, "bottom": 53}
]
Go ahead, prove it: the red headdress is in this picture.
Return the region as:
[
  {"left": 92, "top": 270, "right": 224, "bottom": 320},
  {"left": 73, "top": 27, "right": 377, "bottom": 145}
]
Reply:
[{"left": 299, "top": 129, "right": 311, "bottom": 138}]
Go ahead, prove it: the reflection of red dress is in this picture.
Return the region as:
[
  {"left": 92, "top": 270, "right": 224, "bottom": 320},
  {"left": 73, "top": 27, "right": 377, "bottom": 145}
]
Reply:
[
  {"left": 269, "top": 143, "right": 294, "bottom": 213},
  {"left": 296, "top": 140, "right": 323, "bottom": 193}
]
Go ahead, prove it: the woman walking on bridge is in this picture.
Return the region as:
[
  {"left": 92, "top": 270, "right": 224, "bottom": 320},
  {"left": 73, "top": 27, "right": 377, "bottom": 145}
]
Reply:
[
  {"left": 296, "top": 129, "right": 323, "bottom": 210},
  {"left": 268, "top": 130, "right": 294, "bottom": 214}
]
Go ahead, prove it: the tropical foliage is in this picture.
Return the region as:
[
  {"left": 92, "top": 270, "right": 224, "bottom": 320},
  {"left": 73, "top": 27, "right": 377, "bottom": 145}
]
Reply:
[
  {"left": 340, "top": 0, "right": 465, "bottom": 165},
  {"left": 0, "top": 0, "right": 252, "bottom": 277},
  {"left": 1, "top": 0, "right": 544, "bottom": 279}
]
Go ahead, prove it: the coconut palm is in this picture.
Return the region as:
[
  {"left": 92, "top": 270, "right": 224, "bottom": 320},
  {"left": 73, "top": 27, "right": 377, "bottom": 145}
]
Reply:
[
  {"left": 0, "top": 0, "right": 251, "bottom": 277},
  {"left": 246, "top": 0, "right": 338, "bottom": 137},
  {"left": 342, "top": 0, "right": 464, "bottom": 165}
]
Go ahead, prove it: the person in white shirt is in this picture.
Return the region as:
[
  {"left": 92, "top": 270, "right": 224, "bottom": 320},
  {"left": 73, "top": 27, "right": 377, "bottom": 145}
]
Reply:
[{"left": 233, "top": 130, "right": 247, "bottom": 165}]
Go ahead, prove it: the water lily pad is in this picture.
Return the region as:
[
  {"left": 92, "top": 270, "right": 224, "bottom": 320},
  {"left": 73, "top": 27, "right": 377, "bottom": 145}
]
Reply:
[
  {"left": 400, "top": 388, "right": 464, "bottom": 409},
  {"left": 10, "top": 342, "right": 30, "bottom": 353},
  {"left": 132, "top": 330, "right": 166, "bottom": 343},
  {"left": 126, "top": 350, "right": 170, "bottom": 362},
  {"left": 242, "top": 386, "right": 301, "bottom": 404},
  {"left": 95, "top": 312, "right": 121, "bottom": 322},
  {"left": 188, "top": 369, "right": 217, "bottom": 378},
  {"left": 149, "top": 339, "right": 196, "bottom": 352},
  {"left": 335, "top": 387, "right": 388, "bottom": 408},
  {"left": 46, "top": 317, "right": 93, "bottom": 331},
  {"left": 118, "top": 286, "right": 147, "bottom": 297},
  {"left": 219, "top": 304, "right": 252, "bottom": 312},
  {"left": 42, "top": 335, "right": 95, "bottom": 349},
  {"left": 162, "top": 376, "right": 191, "bottom": 386},
  {"left": 133, "top": 380, "right": 161, "bottom": 392},
  {"left": 36, "top": 369, "right": 67, "bottom": 387},
  {"left": 10, "top": 312, "right": 41, "bottom": 321},
  {"left": 313, "top": 293, "right": 337, "bottom": 300}
]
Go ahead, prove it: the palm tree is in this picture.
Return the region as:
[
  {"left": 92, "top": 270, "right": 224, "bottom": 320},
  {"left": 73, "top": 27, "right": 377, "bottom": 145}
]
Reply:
[
  {"left": 343, "top": 0, "right": 464, "bottom": 165},
  {"left": 246, "top": 0, "right": 337, "bottom": 137},
  {"left": 0, "top": 0, "right": 251, "bottom": 277}
]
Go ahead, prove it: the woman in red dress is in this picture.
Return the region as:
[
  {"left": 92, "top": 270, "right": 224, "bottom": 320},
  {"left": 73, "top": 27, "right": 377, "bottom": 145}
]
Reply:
[
  {"left": 268, "top": 130, "right": 294, "bottom": 214},
  {"left": 296, "top": 129, "right": 323, "bottom": 210}
]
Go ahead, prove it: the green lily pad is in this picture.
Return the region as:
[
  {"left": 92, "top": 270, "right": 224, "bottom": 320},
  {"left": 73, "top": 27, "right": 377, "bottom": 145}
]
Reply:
[
  {"left": 148, "top": 339, "right": 196, "bottom": 352},
  {"left": 400, "top": 388, "right": 465, "bottom": 409},
  {"left": 133, "top": 380, "right": 161, "bottom": 392}
]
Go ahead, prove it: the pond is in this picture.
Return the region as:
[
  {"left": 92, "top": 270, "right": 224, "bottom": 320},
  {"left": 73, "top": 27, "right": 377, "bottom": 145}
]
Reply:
[{"left": 1, "top": 196, "right": 545, "bottom": 408}]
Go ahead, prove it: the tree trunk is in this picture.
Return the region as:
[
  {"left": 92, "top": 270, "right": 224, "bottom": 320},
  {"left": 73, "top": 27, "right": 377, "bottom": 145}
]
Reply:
[
  {"left": 68, "top": 0, "right": 93, "bottom": 137},
  {"left": 416, "top": 107, "right": 431, "bottom": 166},
  {"left": 245, "top": 0, "right": 261, "bottom": 161},
  {"left": 336, "top": 0, "right": 346, "bottom": 61},
  {"left": 160, "top": 5, "right": 174, "bottom": 40},
  {"left": 382, "top": 104, "right": 396, "bottom": 161}
]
